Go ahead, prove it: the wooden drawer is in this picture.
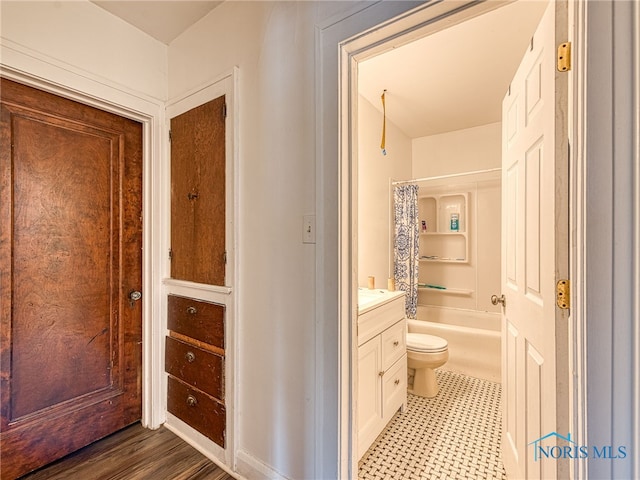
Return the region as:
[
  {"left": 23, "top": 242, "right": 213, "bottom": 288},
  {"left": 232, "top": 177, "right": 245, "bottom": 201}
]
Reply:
[
  {"left": 165, "top": 336, "right": 224, "bottom": 402},
  {"left": 381, "top": 319, "right": 406, "bottom": 371},
  {"left": 167, "top": 295, "right": 224, "bottom": 348},
  {"left": 167, "top": 376, "right": 225, "bottom": 448}
]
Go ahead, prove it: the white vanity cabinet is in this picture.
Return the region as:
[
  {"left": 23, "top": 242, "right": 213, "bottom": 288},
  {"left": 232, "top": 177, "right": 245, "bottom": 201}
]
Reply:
[{"left": 357, "top": 291, "right": 407, "bottom": 459}]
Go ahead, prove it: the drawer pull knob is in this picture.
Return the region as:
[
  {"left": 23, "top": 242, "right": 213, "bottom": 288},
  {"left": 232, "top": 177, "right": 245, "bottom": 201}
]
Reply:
[
  {"left": 186, "top": 306, "right": 197, "bottom": 315},
  {"left": 394, "top": 379, "right": 400, "bottom": 385},
  {"left": 186, "top": 395, "right": 198, "bottom": 407},
  {"left": 393, "top": 340, "right": 399, "bottom": 346},
  {"left": 185, "top": 351, "right": 196, "bottom": 363}
]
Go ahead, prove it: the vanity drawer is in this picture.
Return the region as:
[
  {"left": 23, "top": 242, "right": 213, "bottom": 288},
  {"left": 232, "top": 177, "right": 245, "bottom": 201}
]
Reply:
[
  {"left": 167, "top": 295, "right": 224, "bottom": 348},
  {"left": 381, "top": 319, "right": 406, "bottom": 370},
  {"left": 165, "top": 336, "right": 224, "bottom": 401},
  {"left": 167, "top": 376, "right": 226, "bottom": 447}
]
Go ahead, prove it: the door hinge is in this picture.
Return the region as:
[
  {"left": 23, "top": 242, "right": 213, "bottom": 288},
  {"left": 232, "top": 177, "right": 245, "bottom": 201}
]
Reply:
[
  {"left": 169, "top": 248, "right": 173, "bottom": 261},
  {"left": 222, "top": 103, "right": 227, "bottom": 118},
  {"left": 169, "top": 130, "right": 172, "bottom": 142},
  {"left": 223, "top": 251, "right": 227, "bottom": 264},
  {"left": 557, "top": 42, "right": 571, "bottom": 72},
  {"left": 556, "top": 279, "right": 570, "bottom": 309}
]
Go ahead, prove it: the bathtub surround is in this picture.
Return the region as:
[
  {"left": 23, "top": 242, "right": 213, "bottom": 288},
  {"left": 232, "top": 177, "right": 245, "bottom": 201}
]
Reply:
[
  {"left": 358, "top": 370, "right": 505, "bottom": 480},
  {"left": 392, "top": 173, "right": 503, "bottom": 383}
]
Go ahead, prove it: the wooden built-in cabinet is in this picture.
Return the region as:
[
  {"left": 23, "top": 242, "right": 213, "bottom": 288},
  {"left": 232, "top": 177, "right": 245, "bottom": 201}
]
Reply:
[
  {"left": 165, "top": 295, "right": 226, "bottom": 447},
  {"left": 166, "top": 94, "right": 228, "bottom": 447}
]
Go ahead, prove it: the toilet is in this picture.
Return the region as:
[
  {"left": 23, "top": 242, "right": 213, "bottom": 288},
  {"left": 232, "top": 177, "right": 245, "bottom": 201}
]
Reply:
[{"left": 406, "top": 333, "right": 449, "bottom": 398}]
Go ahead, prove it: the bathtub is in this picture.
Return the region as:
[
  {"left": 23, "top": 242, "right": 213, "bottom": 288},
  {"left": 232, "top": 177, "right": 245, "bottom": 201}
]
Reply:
[{"left": 409, "top": 305, "right": 501, "bottom": 383}]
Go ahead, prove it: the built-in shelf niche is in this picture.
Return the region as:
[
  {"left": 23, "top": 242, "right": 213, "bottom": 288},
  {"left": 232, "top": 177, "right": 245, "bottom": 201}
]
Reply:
[{"left": 418, "top": 192, "right": 468, "bottom": 263}]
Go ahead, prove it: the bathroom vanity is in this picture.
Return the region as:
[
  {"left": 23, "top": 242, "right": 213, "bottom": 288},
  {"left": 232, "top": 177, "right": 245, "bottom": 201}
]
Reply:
[{"left": 357, "top": 289, "right": 407, "bottom": 459}]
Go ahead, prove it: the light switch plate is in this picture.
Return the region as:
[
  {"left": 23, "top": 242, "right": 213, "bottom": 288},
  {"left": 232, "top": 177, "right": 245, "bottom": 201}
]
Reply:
[{"left": 303, "top": 214, "right": 316, "bottom": 244}]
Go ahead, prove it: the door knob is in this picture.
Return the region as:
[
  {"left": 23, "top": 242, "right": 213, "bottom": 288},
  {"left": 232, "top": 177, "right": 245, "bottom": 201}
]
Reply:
[
  {"left": 128, "top": 290, "right": 142, "bottom": 307},
  {"left": 491, "top": 294, "right": 506, "bottom": 307}
]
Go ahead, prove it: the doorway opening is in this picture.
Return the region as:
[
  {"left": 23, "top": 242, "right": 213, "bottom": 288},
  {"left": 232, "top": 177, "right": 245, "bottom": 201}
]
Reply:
[{"left": 343, "top": 1, "right": 563, "bottom": 478}]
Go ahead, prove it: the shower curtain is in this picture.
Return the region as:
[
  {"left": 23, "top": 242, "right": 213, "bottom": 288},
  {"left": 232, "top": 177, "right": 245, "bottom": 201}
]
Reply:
[{"left": 393, "top": 184, "right": 419, "bottom": 319}]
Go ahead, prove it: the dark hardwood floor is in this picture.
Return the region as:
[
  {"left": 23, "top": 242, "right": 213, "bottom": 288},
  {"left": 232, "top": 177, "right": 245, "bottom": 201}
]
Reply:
[{"left": 19, "top": 423, "right": 235, "bottom": 480}]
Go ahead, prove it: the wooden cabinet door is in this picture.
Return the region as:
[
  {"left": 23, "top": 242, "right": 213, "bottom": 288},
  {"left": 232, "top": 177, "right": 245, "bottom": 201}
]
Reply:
[
  {"left": 170, "top": 96, "right": 226, "bottom": 286},
  {"left": 0, "top": 79, "right": 143, "bottom": 479}
]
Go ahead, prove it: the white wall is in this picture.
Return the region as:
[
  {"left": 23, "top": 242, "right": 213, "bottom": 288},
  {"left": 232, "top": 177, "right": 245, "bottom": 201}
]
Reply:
[
  {"left": 412, "top": 122, "right": 501, "bottom": 178},
  {"left": 357, "top": 95, "right": 412, "bottom": 289},
  {"left": 168, "top": 2, "right": 356, "bottom": 478},
  {"left": 0, "top": 1, "right": 168, "bottom": 102},
  {"left": 412, "top": 123, "right": 501, "bottom": 313}
]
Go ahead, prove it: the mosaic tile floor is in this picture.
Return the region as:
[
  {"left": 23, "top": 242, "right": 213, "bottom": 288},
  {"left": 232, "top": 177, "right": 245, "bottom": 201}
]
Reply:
[{"left": 358, "top": 370, "right": 506, "bottom": 480}]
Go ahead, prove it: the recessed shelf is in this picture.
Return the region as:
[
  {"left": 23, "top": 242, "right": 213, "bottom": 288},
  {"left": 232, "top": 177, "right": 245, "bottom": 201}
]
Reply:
[
  {"left": 420, "top": 232, "right": 466, "bottom": 236},
  {"left": 419, "top": 257, "right": 467, "bottom": 263},
  {"left": 418, "top": 286, "right": 473, "bottom": 295}
]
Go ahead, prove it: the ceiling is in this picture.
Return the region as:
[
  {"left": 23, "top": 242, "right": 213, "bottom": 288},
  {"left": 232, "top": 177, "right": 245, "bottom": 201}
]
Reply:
[
  {"left": 90, "top": 1, "right": 547, "bottom": 139},
  {"left": 358, "top": 1, "right": 548, "bottom": 139},
  {"left": 91, "top": 1, "right": 221, "bottom": 45}
]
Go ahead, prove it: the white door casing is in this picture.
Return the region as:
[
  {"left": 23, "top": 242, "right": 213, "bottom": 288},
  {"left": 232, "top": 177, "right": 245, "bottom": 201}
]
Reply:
[{"left": 501, "top": 1, "right": 569, "bottom": 479}]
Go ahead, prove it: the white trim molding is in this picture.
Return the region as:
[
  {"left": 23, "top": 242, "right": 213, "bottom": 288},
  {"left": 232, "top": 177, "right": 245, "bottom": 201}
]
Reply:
[{"left": 582, "top": 1, "right": 640, "bottom": 478}]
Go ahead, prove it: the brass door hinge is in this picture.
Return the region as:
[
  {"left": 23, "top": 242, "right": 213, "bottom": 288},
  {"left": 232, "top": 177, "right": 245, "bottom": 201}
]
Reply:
[
  {"left": 556, "top": 279, "right": 570, "bottom": 309},
  {"left": 169, "top": 248, "right": 173, "bottom": 261},
  {"left": 557, "top": 42, "right": 571, "bottom": 72}
]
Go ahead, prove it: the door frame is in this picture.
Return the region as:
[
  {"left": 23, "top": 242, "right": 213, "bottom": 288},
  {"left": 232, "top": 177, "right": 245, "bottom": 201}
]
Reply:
[
  {"left": 0, "top": 49, "right": 166, "bottom": 430},
  {"left": 317, "top": 1, "right": 585, "bottom": 478}
]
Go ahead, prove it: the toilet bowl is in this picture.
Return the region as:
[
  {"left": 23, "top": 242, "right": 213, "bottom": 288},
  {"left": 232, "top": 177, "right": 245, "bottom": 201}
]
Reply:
[{"left": 407, "top": 333, "right": 449, "bottom": 398}]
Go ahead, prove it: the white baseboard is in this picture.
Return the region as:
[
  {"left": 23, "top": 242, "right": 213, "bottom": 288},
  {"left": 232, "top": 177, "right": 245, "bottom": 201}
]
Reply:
[{"left": 235, "top": 449, "right": 290, "bottom": 480}]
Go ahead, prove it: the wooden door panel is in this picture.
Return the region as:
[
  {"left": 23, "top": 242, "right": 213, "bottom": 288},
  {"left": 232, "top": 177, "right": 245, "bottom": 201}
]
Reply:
[
  {"left": 171, "top": 96, "right": 226, "bottom": 286},
  {"left": 11, "top": 112, "right": 117, "bottom": 420},
  {"left": 0, "top": 78, "right": 142, "bottom": 479}
]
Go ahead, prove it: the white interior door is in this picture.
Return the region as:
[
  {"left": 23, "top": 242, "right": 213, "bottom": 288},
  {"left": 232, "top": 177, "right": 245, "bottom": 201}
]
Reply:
[{"left": 500, "top": 2, "right": 568, "bottom": 479}]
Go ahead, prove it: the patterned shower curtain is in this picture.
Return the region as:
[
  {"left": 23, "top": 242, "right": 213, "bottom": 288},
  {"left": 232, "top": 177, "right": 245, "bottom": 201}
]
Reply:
[{"left": 394, "top": 184, "right": 419, "bottom": 319}]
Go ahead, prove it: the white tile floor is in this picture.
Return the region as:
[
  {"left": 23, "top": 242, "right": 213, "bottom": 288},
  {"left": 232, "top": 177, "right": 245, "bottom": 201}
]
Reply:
[{"left": 358, "top": 370, "right": 506, "bottom": 480}]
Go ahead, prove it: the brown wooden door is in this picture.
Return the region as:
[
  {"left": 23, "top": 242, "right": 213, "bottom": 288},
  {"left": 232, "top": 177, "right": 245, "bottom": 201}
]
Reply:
[
  {"left": 0, "top": 78, "right": 143, "bottom": 479},
  {"left": 170, "top": 96, "right": 226, "bottom": 286}
]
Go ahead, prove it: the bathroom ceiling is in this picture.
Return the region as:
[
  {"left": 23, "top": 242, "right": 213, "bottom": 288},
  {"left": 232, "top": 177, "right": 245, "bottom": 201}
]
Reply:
[
  {"left": 358, "top": 1, "right": 548, "bottom": 139},
  {"left": 91, "top": 1, "right": 222, "bottom": 44}
]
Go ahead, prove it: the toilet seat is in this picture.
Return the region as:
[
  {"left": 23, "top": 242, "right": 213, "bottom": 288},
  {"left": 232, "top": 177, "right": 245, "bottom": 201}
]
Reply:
[{"left": 406, "top": 333, "right": 448, "bottom": 353}]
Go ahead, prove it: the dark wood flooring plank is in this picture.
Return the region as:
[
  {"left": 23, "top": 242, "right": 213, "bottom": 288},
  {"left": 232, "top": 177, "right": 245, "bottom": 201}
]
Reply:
[{"left": 19, "top": 423, "right": 234, "bottom": 480}]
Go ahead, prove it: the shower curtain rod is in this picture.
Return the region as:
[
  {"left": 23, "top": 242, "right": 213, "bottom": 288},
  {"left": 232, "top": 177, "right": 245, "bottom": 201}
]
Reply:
[{"left": 391, "top": 167, "right": 501, "bottom": 186}]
